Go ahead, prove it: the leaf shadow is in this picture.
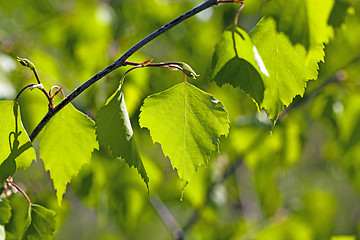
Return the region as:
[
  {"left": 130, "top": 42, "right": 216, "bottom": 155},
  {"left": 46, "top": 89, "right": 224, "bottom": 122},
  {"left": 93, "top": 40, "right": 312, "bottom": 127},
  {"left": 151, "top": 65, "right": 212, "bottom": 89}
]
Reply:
[{"left": 0, "top": 102, "right": 32, "bottom": 183}]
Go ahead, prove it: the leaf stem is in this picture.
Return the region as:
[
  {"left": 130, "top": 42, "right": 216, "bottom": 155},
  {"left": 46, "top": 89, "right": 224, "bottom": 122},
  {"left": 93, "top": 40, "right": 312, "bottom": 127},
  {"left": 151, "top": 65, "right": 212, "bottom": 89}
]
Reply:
[
  {"left": 6, "top": 178, "right": 31, "bottom": 205},
  {"left": 29, "top": 0, "right": 224, "bottom": 141}
]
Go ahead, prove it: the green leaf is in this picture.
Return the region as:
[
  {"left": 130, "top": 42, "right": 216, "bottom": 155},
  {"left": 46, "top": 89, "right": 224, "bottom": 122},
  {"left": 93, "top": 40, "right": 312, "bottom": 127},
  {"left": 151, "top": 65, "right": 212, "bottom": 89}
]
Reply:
[
  {"left": 211, "top": 25, "right": 264, "bottom": 107},
  {"left": 0, "top": 198, "right": 12, "bottom": 225},
  {"left": 263, "top": 0, "right": 334, "bottom": 49},
  {"left": 22, "top": 204, "right": 56, "bottom": 240},
  {"left": 139, "top": 82, "right": 229, "bottom": 189},
  {"left": 96, "top": 85, "right": 149, "bottom": 189},
  {"left": 39, "top": 103, "right": 99, "bottom": 204},
  {"left": 250, "top": 18, "right": 324, "bottom": 120},
  {"left": 0, "top": 101, "right": 36, "bottom": 184},
  {"left": 328, "top": 0, "right": 351, "bottom": 28}
]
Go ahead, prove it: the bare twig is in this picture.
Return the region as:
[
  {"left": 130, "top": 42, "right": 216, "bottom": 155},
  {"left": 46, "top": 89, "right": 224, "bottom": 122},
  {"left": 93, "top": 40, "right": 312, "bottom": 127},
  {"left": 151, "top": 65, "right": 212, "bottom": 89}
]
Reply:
[
  {"left": 29, "top": 0, "right": 223, "bottom": 141},
  {"left": 150, "top": 195, "right": 185, "bottom": 240}
]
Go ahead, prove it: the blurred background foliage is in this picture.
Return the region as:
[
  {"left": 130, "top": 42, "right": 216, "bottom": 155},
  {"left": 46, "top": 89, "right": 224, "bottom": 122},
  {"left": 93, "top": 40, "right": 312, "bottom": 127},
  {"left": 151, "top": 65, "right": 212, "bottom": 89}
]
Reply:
[{"left": 1, "top": 0, "right": 360, "bottom": 239}]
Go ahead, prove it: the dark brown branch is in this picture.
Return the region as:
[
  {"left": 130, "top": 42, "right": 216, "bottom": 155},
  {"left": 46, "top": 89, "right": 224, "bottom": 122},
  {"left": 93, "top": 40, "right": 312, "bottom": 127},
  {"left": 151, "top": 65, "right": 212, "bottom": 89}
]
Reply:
[{"left": 29, "top": 0, "right": 221, "bottom": 141}]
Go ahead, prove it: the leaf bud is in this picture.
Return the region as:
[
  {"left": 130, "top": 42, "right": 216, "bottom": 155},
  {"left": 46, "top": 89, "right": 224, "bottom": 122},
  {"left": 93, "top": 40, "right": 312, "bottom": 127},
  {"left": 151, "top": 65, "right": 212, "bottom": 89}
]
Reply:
[
  {"left": 17, "top": 57, "right": 36, "bottom": 71},
  {"left": 177, "top": 62, "right": 200, "bottom": 79}
]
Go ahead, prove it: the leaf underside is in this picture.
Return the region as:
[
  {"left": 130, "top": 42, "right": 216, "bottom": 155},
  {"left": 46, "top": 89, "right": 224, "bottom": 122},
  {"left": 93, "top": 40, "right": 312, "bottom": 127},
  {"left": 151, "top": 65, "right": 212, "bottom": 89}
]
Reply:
[
  {"left": 22, "top": 204, "right": 57, "bottom": 240},
  {"left": 96, "top": 85, "right": 149, "bottom": 189}
]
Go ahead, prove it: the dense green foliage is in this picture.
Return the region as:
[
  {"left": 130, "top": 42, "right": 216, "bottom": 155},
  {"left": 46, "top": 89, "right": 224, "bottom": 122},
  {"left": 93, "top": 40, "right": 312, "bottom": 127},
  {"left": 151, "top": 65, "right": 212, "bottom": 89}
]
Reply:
[{"left": 0, "top": 0, "right": 360, "bottom": 239}]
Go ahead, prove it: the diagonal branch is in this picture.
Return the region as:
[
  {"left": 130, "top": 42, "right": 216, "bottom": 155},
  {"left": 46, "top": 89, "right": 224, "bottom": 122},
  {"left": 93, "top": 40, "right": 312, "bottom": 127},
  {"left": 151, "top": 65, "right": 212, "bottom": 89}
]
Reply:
[{"left": 29, "top": 0, "right": 228, "bottom": 141}]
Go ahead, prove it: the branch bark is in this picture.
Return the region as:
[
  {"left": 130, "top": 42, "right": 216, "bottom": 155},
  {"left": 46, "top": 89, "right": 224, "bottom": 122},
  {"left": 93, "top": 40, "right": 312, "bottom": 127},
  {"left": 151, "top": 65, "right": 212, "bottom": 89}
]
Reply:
[{"left": 29, "top": 0, "right": 221, "bottom": 141}]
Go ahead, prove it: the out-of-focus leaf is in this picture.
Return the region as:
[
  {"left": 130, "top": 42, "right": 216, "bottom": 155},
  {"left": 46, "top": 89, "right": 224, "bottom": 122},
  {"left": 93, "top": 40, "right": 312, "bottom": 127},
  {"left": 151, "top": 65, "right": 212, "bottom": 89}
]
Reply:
[
  {"left": 39, "top": 103, "right": 99, "bottom": 204},
  {"left": 0, "top": 101, "right": 36, "bottom": 183},
  {"left": 263, "top": 0, "right": 334, "bottom": 49},
  {"left": 0, "top": 198, "right": 11, "bottom": 225},
  {"left": 0, "top": 225, "right": 5, "bottom": 240},
  {"left": 328, "top": 0, "right": 351, "bottom": 28},
  {"left": 331, "top": 236, "right": 356, "bottom": 240},
  {"left": 139, "top": 82, "right": 229, "bottom": 189},
  {"left": 22, "top": 204, "right": 56, "bottom": 240},
  {"left": 211, "top": 25, "right": 264, "bottom": 108},
  {"left": 96, "top": 85, "right": 149, "bottom": 189}
]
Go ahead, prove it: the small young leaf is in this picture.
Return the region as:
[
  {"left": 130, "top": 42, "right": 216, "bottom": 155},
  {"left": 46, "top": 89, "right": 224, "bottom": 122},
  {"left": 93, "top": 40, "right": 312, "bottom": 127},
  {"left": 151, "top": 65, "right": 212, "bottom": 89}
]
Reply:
[
  {"left": 22, "top": 204, "right": 56, "bottom": 240},
  {"left": 0, "top": 101, "right": 36, "bottom": 183},
  {"left": 17, "top": 57, "right": 36, "bottom": 71},
  {"left": 211, "top": 25, "right": 264, "bottom": 107},
  {"left": 96, "top": 85, "right": 149, "bottom": 189},
  {"left": 177, "top": 62, "right": 200, "bottom": 79},
  {"left": 0, "top": 198, "right": 12, "bottom": 225},
  {"left": 39, "top": 103, "right": 99, "bottom": 204},
  {"left": 139, "top": 82, "right": 229, "bottom": 189}
]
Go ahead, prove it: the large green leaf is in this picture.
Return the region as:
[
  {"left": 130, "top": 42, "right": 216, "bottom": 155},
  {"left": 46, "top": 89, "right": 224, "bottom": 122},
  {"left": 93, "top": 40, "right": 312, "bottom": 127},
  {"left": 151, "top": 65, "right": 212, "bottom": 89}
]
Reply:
[
  {"left": 139, "top": 82, "right": 229, "bottom": 189},
  {"left": 0, "top": 101, "right": 36, "bottom": 184},
  {"left": 210, "top": 25, "right": 264, "bottom": 107},
  {"left": 39, "top": 103, "right": 99, "bottom": 204},
  {"left": 250, "top": 18, "right": 324, "bottom": 120},
  {"left": 96, "top": 85, "right": 149, "bottom": 189},
  {"left": 263, "top": 0, "right": 334, "bottom": 49},
  {"left": 22, "top": 204, "right": 56, "bottom": 240}
]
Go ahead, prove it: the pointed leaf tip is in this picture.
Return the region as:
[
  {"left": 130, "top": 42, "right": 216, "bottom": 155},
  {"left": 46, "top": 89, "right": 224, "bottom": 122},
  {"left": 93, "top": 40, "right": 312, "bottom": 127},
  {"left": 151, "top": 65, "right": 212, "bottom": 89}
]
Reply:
[{"left": 39, "top": 103, "right": 99, "bottom": 204}]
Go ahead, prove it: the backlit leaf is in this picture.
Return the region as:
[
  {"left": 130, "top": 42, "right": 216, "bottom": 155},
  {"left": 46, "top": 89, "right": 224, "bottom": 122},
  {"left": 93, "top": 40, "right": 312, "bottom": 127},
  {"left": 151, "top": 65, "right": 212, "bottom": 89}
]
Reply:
[
  {"left": 39, "top": 103, "right": 99, "bottom": 204},
  {"left": 263, "top": 0, "right": 334, "bottom": 49},
  {"left": 0, "top": 101, "right": 36, "bottom": 184},
  {"left": 250, "top": 18, "right": 324, "bottom": 120},
  {"left": 96, "top": 85, "right": 149, "bottom": 189},
  {"left": 139, "top": 82, "right": 229, "bottom": 189}
]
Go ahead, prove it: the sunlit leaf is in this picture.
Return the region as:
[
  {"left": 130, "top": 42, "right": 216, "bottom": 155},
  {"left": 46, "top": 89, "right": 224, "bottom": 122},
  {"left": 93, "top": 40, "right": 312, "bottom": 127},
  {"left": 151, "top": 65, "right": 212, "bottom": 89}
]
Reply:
[
  {"left": 96, "top": 85, "right": 149, "bottom": 189},
  {"left": 211, "top": 25, "right": 264, "bottom": 107},
  {"left": 0, "top": 101, "right": 36, "bottom": 183},
  {"left": 139, "top": 82, "right": 229, "bottom": 189},
  {"left": 263, "top": 0, "right": 334, "bottom": 49},
  {"left": 22, "top": 204, "right": 56, "bottom": 240},
  {"left": 39, "top": 103, "right": 99, "bottom": 204},
  {"left": 250, "top": 18, "right": 324, "bottom": 120}
]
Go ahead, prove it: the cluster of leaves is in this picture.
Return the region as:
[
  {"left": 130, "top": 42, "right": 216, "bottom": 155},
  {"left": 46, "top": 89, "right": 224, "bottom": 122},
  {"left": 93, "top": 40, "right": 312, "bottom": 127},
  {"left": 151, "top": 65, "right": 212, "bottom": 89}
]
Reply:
[{"left": 0, "top": 0, "right": 360, "bottom": 239}]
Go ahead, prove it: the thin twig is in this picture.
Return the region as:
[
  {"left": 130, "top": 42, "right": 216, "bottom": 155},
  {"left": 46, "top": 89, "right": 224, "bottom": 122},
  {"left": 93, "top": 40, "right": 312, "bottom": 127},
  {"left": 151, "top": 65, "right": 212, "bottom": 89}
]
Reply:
[
  {"left": 29, "top": 0, "right": 221, "bottom": 141},
  {"left": 150, "top": 195, "right": 185, "bottom": 240}
]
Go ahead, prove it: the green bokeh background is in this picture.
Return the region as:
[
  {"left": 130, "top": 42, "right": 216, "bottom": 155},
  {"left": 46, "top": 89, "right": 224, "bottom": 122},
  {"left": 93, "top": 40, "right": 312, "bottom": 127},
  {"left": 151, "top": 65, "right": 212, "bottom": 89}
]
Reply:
[{"left": 1, "top": 0, "right": 360, "bottom": 239}]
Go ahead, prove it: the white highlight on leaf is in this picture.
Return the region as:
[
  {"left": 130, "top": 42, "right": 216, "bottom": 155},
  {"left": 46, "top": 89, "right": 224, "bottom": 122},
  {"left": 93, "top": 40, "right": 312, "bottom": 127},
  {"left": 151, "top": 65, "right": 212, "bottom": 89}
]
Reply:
[
  {"left": 211, "top": 98, "right": 219, "bottom": 104},
  {"left": 253, "top": 46, "right": 269, "bottom": 77}
]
